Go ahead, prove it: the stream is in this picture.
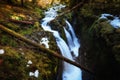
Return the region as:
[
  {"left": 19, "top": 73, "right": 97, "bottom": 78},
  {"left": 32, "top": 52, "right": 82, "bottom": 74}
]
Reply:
[{"left": 41, "top": 4, "right": 82, "bottom": 80}]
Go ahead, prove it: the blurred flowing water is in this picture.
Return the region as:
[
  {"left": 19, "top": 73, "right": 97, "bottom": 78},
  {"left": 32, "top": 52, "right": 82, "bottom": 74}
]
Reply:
[{"left": 41, "top": 4, "right": 82, "bottom": 80}]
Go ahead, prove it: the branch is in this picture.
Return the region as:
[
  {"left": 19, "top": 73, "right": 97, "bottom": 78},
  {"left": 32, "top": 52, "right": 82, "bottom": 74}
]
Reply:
[
  {"left": 0, "top": 24, "right": 94, "bottom": 74},
  {"left": 51, "top": 1, "right": 87, "bottom": 22},
  {"left": 59, "top": 2, "right": 83, "bottom": 17},
  {"left": 9, "top": 19, "right": 34, "bottom": 25}
]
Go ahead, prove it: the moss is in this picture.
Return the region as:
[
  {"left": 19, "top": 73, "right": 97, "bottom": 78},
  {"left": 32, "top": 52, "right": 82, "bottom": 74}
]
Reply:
[
  {"left": 0, "top": 46, "right": 58, "bottom": 80},
  {"left": 113, "top": 45, "right": 120, "bottom": 62},
  {"left": 0, "top": 21, "right": 20, "bottom": 31},
  {"left": 0, "top": 35, "right": 17, "bottom": 47},
  {"left": 64, "top": 12, "right": 72, "bottom": 20},
  {"left": 50, "top": 19, "right": 67, "bottom": 42},
  {"left": 7, "top": 23, "right": 20, "bottom": 30},
  {"left": 33, "top": 21, "right": 42, "bottom": 31},
  {"left": 0, "top": 47, "right": 28, "bottom": 80},
  {"left": 75, "top": 11, "right": 120, "bottom": 79},
  {"left": 34, "top": 7, "right": 44, "bottom": 18},
  {"left": 90, "top": 19, "right": 120, "bottom": 64},
  {"left": 113, "top": 44, "right": 120, "bottom": 53},
  {"left": 81, "top": 7, "right": 93, "bottom": 17},
  {"left": 18, "top": 26, "right": 35, "bottom": 35},
  {"left": 22, "top": 48, "right": 58, "bottom": 80},
  {"left": 90, "top": 19, "right": 114, "bottom": 43},
  {"left": 0, "top": 1, "right": 59, "bottom": 80},
  {"left": 99, "top": 21, "right": 114, "bottom": 35},
  {"left": 115, "top": 28, "right": 120, "bottom": 33}
]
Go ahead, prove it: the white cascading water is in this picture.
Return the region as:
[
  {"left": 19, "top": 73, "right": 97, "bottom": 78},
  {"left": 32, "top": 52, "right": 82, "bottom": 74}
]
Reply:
[
  {"left": 41, "top": 4, "right": 82, "bottom": 80},
  {"left": 100, "top": 13, "right": 120, "bottom": 28}
]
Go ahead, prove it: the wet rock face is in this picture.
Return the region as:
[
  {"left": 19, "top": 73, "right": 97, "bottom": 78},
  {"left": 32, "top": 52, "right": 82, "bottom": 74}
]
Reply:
[
  {"left": 69, "top": 1, "right": 120, "bottom": 79},
  {"left": 75, "top": 17, "right": 120, "bottom": 80},
  {"left": 92, "top": 19, "right": 120, "bottom": 62},
  {"left": 49, "top": 19, "right": 67, "bottom": 42},
  {"left": 90, "top": 19, "right": 120, "bottom": 80}
]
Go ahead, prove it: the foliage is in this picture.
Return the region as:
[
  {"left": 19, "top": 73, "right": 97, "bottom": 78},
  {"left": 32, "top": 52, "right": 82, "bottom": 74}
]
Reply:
[
  {"left": 0, "top": 47, "right": 28, "bottom": 80},
  {"left": 18, "top": 25, "right": 36, "bottom": 35},
  {"left": 34, "top": 7, "right": 44, "bottom": 17},
  {"left": 0, "top": 45, "right": 58, "bottom": 80},
  {"left": 80, "top": 4, "right": 94, "bottom": 17},
  {"left": 79, "top": 17, "right": 120, "bottom": 80},
  {"left": 0, "top": 1, "right": 59, "bottom": 79},
  {"left": 0, "top": 34, "right": 18, "bottom": 47}
]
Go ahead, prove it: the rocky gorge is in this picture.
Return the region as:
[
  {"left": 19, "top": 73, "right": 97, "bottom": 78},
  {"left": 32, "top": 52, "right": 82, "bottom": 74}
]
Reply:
[{"left": 0, "top": 0, "right": 120, "bottom": 80}]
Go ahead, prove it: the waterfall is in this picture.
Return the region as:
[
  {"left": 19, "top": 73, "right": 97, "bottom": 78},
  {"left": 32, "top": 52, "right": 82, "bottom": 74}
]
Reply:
[
  {"left": 65, "top": 20, "right": 80, "bottom": 57},
  {"left": 100, "top": 13, "right": 120, "bottom": 28},
  {"left": 41, "top": 4, "right": 82, "bottom": 80}
]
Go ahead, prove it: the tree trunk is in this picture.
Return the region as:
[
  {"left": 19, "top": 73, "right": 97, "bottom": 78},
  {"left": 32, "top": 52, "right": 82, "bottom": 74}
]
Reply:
[
  {"left": 0, "top": 24, "right": 94, "bottom": 74},
  {"left": 9, "top": 19, "right": 34, "bottom": 25},
  {"left": 7, "top": 0, "right": 12, "bottom": 4},
  {"left": 21, "top": 0, "right": 24, "bottom": 7}
]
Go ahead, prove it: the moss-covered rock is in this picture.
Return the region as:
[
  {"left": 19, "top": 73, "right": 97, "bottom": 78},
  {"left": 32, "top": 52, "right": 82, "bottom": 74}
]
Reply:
[
  {"left": 0, "top": 34, "right": 18, "bottom": 47},
  {"left": 0, "top": 47, "right": 28, "bottom": 80},
  {"left": 77, "top": 17, "right": 120, "bottom": 80},
  {"left": 91, "top": 18, "right": 120, "bottom": 80},
  {"left": 0, "top": 2, "right": 59, "bottom": 80},
  {"left": 49, "top": 19, "right": 67, "bottom": 43},
  {"left": 0, "top": 45, "right": 58, "bottom": 80}
]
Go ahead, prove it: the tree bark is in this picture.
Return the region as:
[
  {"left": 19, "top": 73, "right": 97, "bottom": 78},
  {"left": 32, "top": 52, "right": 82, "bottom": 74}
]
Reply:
[
  {"left": 0, "top": 24, "right": 94, "bottom": 74},
  {"left": 9, "top": 19, "right": 34, "bottom": 25},
  {"left": 7, "top": 0, "right": 12, "bottom": 4},
  {"left": 21, "top": 0, "right": 24, "bottom": 7}
]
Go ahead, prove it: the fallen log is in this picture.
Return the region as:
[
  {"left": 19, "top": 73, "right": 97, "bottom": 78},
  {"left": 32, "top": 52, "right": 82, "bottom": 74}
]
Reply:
[
  {"left": 9, "top": 19, "right": 34, "bottom": 25},
  {"left": 0, "top": 24, "right": 94, "bottom": 74}
]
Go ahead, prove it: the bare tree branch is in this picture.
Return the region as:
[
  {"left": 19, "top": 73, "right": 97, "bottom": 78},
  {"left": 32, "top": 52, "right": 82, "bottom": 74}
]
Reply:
[{"left": 0, "top": 24, "right": 94, "bottom": 74}]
